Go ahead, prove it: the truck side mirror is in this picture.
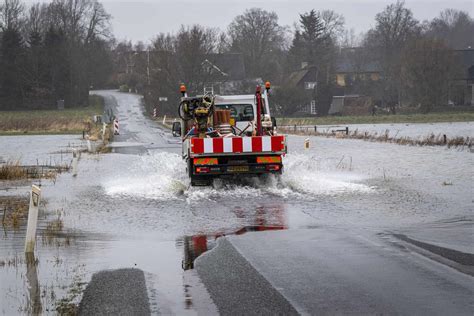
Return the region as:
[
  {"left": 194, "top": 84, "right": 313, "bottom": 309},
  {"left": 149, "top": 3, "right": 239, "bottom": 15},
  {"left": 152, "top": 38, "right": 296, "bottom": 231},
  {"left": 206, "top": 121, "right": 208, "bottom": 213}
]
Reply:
[
  {"left": 172, "top": 122, "right": 181, "bottom": 137},
  {"left": 271, "top": 117, "right": 277, "bottom": 128}
]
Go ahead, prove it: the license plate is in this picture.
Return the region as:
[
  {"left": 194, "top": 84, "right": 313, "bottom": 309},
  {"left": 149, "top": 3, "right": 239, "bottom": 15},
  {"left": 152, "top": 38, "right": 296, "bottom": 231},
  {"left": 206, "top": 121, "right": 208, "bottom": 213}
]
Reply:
[{"left": 227, "top": 165, "right": 249, "bottom": 173}]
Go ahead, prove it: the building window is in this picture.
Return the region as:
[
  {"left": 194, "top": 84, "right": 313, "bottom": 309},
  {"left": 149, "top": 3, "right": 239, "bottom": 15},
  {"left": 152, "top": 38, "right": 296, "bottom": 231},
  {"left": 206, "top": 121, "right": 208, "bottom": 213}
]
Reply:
[
  {"left": 304, "top": 82, "right": 317, "bottom": 90},
  {"left": 370, "top": 73, "right": 380, "bottom": 81},
  {"left": 336, "top": 74, "right": 345, "bottom": 86},
  {"left": 310, "top": 100, "right": 317, "bottom": 115}
]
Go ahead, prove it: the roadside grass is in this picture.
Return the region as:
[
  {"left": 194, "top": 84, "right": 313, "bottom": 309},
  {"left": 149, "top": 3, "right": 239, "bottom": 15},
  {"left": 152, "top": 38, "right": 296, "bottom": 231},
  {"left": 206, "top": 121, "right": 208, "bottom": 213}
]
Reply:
[
  {"left": 0, "top": 95, "right": 104, "bottom": 135},
  {"left": 277, "top": 112, "right": 474, "bottom": 126}
]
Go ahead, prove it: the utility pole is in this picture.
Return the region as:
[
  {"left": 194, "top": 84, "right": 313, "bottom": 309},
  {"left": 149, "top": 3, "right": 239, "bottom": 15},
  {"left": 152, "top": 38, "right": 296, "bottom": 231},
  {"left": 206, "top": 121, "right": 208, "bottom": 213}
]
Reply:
[{"left": 147, "top": 49, "right": 150, "bottom": 85}]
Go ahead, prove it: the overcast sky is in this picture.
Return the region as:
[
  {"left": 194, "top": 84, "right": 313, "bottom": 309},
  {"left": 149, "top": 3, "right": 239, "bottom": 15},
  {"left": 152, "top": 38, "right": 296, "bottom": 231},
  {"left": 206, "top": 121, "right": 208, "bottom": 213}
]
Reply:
[{"left": 33, "top": 0, "right": 474, "bottom": 43}]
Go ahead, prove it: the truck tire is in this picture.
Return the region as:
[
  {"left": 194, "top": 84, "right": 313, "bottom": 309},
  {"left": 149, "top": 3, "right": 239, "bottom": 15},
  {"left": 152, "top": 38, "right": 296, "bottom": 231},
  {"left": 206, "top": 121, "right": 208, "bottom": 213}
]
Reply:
[{"left": 187, "top": 159, "right": 193, "bottom": 178}]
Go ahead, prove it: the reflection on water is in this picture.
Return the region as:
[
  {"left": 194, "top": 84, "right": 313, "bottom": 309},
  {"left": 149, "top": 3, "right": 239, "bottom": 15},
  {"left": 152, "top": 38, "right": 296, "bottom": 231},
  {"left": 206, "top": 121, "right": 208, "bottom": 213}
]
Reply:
[
  {"left": 25, "top": 252, "right": 42, "bottom": 315},
  {"left": 181, "top": 204, "right": 288, "bottom": 270}
]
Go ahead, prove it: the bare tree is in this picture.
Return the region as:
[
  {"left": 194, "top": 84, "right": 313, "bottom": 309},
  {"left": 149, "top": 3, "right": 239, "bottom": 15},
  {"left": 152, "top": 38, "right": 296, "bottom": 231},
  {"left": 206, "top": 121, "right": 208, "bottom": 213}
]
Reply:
[
  {"left": 428, "top": 9, "right": 474, "bottom": 49},
  {"left": 84, "top": 0, "right": 111, "bottom": 43},
  {"left": 340, "top": 28, "right": 362, "bottom": 48},
  {"left": 364, "top": 0, "right": 420, "bottom": 107},
  {"left": 23, "top": 3, "right": 47, "bottom": 38},
  {"left": 0, "top": 0, "right": 24, "bottom": 31},
  {"left": 319, "top": 10, "right": 345, "bottom": 43},
  {"left": 228, "top": 8, "right": 287, "bottom": 77},
  {"left": 401, "top": 38, "right": 455, "bottom": 111},
  {"left": 175, "top": 24, "right": 219, "bottom": 93}
]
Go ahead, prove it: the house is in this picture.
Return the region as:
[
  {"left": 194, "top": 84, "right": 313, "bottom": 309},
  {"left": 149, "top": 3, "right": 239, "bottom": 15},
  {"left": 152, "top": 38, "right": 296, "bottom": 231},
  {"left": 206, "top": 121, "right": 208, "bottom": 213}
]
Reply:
[
  {"left": 285, "top": 64, "right": 319, "bottom": 115},
  {"left": 201, "top": 53, "right": 246, "bottom": 95},
  {"left": 326, "top": 48, "right": 383, "bottom": 115},
  {"left": 334, "top": 48, "right": 382, "bottom": 94},
  {"left": 451, "top": 49, "right": 474, "bottom": 106}
]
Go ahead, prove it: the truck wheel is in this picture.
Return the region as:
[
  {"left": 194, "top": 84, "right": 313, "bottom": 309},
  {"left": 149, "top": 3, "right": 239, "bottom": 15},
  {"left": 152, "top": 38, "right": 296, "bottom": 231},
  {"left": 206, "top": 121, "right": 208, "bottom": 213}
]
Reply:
[{"left": 187, "top": 159, "right": 193, "bottom": 178}]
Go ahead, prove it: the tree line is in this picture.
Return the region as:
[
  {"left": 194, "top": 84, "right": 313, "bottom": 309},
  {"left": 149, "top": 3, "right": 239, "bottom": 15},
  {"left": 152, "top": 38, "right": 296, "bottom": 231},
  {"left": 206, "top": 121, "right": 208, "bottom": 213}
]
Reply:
[
  {"left": 0, "top": 0, "right": 112, "bottom": 110},
  {"left": 1, "top": 0, "right": 473, "bottom": 114},
  {"left": 116, "top": 2, "right": 473, "bottom": 115}
]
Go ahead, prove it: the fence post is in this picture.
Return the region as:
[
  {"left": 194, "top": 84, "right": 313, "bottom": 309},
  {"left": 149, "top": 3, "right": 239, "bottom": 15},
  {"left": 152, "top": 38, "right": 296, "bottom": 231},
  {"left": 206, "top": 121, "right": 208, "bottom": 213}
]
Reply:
[
  {"left": 72, "top": 150, "right": 78, "bottom": 177},
  {"left": 443, "top": 134, "right": 447, "bottom": 144},
  {"left": 294, "top": 124, "right": 297, "bottom": 132},
  {"left": 163, "top": 115, "right": 167, "bottom": 125},
  {"left": 102, "top": 122, "right": 107, "bottom": 140},
  {"left": 87, "top": 140, "right": 92, "bottom": 152},
  {"left": 25, "top": 185, "right": 41, "bottom": 253},
  {"left": 314, "top": 126, "right": 317, "bottom": 133},
  {"left": 346, "top": 127, "right": 349, "bottom": 135}
]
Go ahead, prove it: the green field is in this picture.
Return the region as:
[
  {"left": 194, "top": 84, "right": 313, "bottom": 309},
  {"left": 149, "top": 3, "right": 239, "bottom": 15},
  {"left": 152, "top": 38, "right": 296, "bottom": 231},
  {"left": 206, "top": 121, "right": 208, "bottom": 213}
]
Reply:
[
  {"left": 0, "top": 95, "right": 104, "bottom": 135},
  {"left": 277, "top": 112, "right": 474, "bottom": 126}
]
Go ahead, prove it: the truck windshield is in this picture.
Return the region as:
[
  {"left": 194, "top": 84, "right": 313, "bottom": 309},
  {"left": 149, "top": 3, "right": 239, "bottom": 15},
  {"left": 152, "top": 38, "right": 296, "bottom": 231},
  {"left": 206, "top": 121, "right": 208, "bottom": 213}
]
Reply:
[{"left": 215, "top": 104, "right": 254, "bottom": 122}]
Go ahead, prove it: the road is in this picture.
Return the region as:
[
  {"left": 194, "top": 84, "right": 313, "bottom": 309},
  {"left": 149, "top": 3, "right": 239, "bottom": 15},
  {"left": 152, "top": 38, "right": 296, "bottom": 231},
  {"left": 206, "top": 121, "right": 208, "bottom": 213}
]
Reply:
[
  {"left": 2, "top": 90, "right": 470, "bottom": 315},
  {"left": 74, "top": 90, "right": 473, "bottom": 315}
]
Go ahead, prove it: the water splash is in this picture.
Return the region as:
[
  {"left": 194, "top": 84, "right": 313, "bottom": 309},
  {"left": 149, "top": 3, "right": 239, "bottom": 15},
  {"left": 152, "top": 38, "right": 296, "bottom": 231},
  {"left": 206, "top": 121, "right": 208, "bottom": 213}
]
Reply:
[
  {"left": 103, "top": 152, "right": 188, "bottom": 200},
  {"left": 281, "top": 153, "right": 374, "bottom": 197},
  {"left": 102, "top": 151, "right": 374, "bottom": 201}
]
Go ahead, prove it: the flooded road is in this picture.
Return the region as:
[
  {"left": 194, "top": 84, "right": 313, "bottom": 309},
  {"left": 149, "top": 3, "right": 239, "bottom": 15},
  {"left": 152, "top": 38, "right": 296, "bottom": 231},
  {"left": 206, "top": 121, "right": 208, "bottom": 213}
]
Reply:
[{"left": 1, "top": 90, "right": 473, "bottom": 315}]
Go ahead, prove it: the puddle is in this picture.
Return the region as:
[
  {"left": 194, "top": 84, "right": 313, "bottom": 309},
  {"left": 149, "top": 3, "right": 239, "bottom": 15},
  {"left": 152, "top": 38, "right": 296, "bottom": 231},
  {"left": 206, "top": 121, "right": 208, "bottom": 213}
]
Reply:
[
  {"left": 0, "top": 199, "right": 311, "bottom": 315},
  {"left": 180, "top": 204, "right": 291, "bottom": 270}
]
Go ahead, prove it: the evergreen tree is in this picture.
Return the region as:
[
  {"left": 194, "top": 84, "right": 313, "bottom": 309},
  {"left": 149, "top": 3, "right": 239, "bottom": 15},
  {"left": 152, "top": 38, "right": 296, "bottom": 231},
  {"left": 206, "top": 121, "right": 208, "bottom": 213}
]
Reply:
[
  {"left": 43, "top": 26, "right": 68, "bottom": 102},
  {"left": 289, "top": 10, "right": 327, "bottom": 67},
  {"left": 0, "top": 27, "right": 24, "bottom": 106}
]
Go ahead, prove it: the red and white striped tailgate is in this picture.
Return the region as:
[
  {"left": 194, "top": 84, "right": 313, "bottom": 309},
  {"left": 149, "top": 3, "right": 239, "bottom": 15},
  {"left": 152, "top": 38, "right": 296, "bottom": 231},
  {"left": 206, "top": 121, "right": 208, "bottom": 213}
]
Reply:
[{"left": 190, "top": 136, "right": 285, "bottom": 155}]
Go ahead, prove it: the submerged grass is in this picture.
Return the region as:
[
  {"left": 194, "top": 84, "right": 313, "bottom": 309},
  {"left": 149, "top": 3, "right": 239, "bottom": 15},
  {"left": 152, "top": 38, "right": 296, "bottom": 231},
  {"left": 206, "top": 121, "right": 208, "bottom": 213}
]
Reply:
[
  {"left": 55, "top": 266, "right": 87, "bottom": 316},
  {"left": 281, "top": 127, "right": 472, "bottom": 149},
  {"left": 0, "top": 160, "right": 70, "bottom": 181},
  {"left": 277, "top": 112, "right": 474, "bottom": 126},
  {"left": 0, "top": 161, "right": 27, "bottom": 180},
  {"left": 0, "top": 254, "right": 39, "bottom": 268},
  {"left": 0, "top": 196, "right": 29, "bottom": 229},
  {"left": 0, "top": 95, "right": 104, "bottom": 135}
]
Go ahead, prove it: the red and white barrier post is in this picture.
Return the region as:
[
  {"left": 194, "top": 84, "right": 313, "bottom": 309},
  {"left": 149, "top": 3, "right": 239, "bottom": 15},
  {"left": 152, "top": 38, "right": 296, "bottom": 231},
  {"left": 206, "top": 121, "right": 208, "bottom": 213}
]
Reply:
[
  {"left": 114, "top": 118, "right": 120, "bottom": 135},
  {"left": 153, "top": 108, "right": 157, "bottom": 118}
]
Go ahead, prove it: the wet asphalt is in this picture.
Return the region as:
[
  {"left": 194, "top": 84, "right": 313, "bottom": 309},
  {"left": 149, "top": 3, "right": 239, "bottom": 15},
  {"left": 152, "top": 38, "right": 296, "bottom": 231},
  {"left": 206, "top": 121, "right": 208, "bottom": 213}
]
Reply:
[
  {"left": 74, "top": 90, "right": 473, "bottom": 315},
  {"left": 79, "top": 268, "right": 150, "bottom": 316},
  {"left": 196, "top": 238, "right": 299, "bottom": 316}
]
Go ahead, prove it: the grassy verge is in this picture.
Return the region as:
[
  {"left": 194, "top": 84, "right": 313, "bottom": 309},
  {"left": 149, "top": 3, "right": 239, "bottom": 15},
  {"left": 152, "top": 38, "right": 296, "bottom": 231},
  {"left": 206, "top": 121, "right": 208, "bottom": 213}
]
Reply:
[
  {"left": 277, "top": 112, "right": 474, "bottom": 126},
  {"left": 0, "top": 95, "right": 104, "bottom": 135}
]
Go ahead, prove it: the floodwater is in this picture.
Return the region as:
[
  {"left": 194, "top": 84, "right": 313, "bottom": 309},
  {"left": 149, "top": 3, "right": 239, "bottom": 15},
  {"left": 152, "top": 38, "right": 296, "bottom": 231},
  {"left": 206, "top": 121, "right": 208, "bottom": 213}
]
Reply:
[
  {"left": 1, "top": 91, "right": 473, "bottom": 314},
  {"left": 291, "top": 121, "right": 474, "bottom": 139},
  {"left": 0, "top": 134, "right": 85, "bottom": 166}
]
